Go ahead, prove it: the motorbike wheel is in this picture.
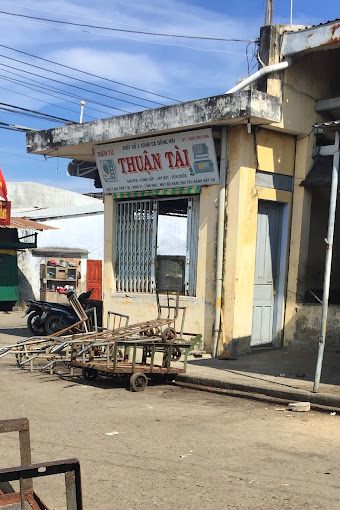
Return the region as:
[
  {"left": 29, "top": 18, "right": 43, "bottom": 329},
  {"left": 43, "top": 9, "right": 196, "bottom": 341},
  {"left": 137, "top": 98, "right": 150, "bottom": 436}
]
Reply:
[
  {"left": 27, "top": 312, "right": 46, "bottom": 336},
  {"left": 45, "top": 314, "right": 70, "bottom": 336}
]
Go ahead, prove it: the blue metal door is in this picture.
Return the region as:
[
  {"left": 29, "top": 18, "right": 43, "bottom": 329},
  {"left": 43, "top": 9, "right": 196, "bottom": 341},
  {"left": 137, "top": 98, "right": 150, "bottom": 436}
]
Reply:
[{"left": 251, "top": 201, "right": 283, "bottom": 346}]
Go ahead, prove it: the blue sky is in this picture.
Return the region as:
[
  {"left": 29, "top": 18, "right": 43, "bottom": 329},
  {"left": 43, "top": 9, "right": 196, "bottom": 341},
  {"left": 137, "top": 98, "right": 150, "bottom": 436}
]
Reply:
[{"left": 0, "top": 0, "right": 339, "bottom": 194}]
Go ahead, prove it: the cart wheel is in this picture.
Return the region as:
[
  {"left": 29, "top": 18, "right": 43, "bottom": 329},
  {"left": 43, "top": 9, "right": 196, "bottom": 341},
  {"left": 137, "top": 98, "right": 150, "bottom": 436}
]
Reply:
[
  {"left": 82, "top": 367, "right": 98, "bottom": 381},
  {"left": 171, "top": 347, "right": 182, "bottom": 361},
  {"left": 162, "top": 327, "right": 177, "bottom": 343},
  {"left": 130, "top": 373, "right": 148, "bottom": 392}
]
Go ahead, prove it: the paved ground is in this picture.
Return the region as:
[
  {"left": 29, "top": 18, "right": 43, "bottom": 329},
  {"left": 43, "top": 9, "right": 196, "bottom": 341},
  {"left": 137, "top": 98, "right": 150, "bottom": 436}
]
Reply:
[
  {"left": 1, "top": 311, "right": 340, "bottom": 509},
  {"left": 181, "top": 348, "right": 340, "bottom": 408}
]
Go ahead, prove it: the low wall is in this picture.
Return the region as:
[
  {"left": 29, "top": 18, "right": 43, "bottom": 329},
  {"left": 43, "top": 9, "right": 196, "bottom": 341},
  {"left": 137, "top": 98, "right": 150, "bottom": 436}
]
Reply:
[{"left": 284, "top": 303, "right": 340, "bottom": 351}]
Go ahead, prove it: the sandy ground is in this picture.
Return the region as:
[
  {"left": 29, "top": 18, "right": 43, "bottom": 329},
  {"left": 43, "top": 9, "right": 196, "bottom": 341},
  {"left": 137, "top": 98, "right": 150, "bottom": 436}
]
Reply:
[{"left": 1, "top": 311, "right": 340, "bottom": 510}]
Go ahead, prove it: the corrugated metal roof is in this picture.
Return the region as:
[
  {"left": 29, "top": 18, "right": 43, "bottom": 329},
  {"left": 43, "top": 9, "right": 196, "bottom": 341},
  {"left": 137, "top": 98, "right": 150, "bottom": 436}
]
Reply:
[
  {"left": 13, "top": 204, "right": 104, "bottom": 221},
  {"left": 314, "top": 120, "right": 340, "bottom": 129},
  {"left": 0, "top": 217, "right": 58, "bottom": 230},
  {"left": 284, "top": 19, "right": 340, "bottom": 34},
  {"left": 282, "top": 19, "right": 340, "bottom": 56}
]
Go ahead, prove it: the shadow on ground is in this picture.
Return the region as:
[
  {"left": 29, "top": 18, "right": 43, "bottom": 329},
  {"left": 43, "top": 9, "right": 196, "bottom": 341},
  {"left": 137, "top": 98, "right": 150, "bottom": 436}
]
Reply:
[{"left": 188, "top": 349, "right": 340, "bottom": 387}]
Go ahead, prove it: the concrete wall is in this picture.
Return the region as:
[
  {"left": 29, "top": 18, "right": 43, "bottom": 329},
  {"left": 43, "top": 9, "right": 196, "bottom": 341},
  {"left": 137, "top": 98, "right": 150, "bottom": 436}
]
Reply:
[
  {"left": 223, "top": 125, "right": 294, "bottom": 354},
  {"left": 101, "top": 124, "right": 297, "bottom": 354},
  {"left": 7, "top": 182, "right": 101, "bottom": 209},
  {"left": 280, "top": 47, "right": 340, "bottom": 349}
]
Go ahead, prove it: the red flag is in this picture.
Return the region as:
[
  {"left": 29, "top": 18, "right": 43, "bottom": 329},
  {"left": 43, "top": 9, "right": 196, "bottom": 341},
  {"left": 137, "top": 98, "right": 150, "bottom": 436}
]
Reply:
[{"left": 0, "top": 168, "right": 7, "bottom": 200}]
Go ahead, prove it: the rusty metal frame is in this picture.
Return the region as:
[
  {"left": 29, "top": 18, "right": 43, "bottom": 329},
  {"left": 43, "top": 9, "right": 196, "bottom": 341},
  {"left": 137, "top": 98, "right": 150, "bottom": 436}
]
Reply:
[
  {"left": 0, "top": 418, "right": 83, "bottom": 510},
  {"left": 0, "top": 458, "right": 83, "bottom": 510},
  {"left": 0, "top": 418, "right": 32, "bottom": 493}
]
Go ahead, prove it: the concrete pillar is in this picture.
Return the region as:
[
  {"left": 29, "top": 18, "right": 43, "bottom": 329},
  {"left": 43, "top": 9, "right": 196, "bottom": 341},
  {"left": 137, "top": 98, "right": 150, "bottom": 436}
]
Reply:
[{"left": 223, "top": 125, "right": 258, "bottom": 354}]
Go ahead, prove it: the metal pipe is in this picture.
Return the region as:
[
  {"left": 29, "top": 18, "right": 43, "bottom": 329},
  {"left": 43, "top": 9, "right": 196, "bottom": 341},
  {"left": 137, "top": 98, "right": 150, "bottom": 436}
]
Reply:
[
  {"left": 212, "top": 126, "right": 228, "bottom": 358},
  {"left": 225, "top": 58, "right": 291, "bottom": 95},
  {"left": 313, "top": 130, "right": 340, "bottom": 392}
]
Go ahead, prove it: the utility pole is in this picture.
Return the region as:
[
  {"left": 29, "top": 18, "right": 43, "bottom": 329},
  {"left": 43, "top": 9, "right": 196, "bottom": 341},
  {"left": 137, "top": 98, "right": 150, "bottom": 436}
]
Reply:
[{"left": 265, "top": 0, "right": 274, "bottom": 25}]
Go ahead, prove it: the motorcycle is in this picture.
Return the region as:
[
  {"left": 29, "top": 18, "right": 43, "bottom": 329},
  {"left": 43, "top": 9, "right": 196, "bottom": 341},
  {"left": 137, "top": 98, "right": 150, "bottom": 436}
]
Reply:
[{"left": 24, "top": 289, "right": 94, "bottom": 336}]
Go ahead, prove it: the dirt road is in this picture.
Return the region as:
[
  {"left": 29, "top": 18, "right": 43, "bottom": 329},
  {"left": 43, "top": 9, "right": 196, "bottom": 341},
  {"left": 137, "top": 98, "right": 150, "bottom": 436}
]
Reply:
[{"left": 1, "top": 312, "right": 339, "bottom": 509}]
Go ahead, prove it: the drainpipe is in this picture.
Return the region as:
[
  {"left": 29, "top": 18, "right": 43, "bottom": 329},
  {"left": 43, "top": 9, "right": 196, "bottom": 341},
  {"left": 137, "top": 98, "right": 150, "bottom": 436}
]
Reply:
[
  {"left": 212, "top": 126, "right": 228, "bottom": 358},
  {"left": 313, "top": 130, "right": 340, "bottom": 392},
  {"left": 225, "top": 58, "right": 291, "bottom": 95}
]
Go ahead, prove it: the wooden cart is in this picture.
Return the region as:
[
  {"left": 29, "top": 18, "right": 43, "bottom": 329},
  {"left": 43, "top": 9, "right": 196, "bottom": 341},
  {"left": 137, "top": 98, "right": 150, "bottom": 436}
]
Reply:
[{"left": 70, "top": 338, "right": 192, "bottom": 391}]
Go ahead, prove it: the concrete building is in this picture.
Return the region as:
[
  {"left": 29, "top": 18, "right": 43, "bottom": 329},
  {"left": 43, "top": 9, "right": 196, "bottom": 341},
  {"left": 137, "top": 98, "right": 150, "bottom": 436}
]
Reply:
[
  {"left": 25, "top": 20, "right": 340, "bottom": 354},
  {"left": 7, "top": 183, "right": 104, "bottom": 303}
]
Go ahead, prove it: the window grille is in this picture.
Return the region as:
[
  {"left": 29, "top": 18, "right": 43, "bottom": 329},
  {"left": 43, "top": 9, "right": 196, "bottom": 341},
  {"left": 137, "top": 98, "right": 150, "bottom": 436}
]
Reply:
[{"left": 114, "top": 196, "right": 199, "bottom": 295}]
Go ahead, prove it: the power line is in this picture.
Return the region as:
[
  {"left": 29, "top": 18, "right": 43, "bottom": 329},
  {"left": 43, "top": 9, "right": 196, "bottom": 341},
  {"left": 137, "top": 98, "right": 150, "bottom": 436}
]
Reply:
[
  {"left": 0, "top": 1, "right": 249, "bottom": 40},
  {"left": 0, "top": 64, "right": 130, "bottom": 115},
  {"left": 0, "top": 101, "right": 75, "bottom": 123},
  {"left": 0, "top": 107, "right": 68, "bottom": 123},
  {"left": 0, "top": 9, "right": 254, "bottom": 43},
  {"left": 0, "top": 81, "right": 98, "bottom": 120},
  {"left": 0, "top": 17, "right": 249, "bottom": 56},
  {"left": 0, "top": 44, "right": 177, "bottom": 104},
  {"left": 0, "top": 53, "right": 156, "bottom": 109}
]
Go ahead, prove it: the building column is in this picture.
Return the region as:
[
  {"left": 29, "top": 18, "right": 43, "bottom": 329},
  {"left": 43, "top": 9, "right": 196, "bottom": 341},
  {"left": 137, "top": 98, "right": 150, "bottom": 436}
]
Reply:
[{"left": 223, "top": 125, "right": 258, "bottom": 354}]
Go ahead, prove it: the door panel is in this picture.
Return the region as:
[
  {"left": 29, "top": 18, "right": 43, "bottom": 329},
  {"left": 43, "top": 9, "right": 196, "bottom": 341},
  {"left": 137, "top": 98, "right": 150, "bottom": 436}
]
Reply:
[
  {"left": 251, "top": 201, "right": 283, "bottom": 347},
  {"left": 86, "top": 260, "right": 102, "bottom": 300}
]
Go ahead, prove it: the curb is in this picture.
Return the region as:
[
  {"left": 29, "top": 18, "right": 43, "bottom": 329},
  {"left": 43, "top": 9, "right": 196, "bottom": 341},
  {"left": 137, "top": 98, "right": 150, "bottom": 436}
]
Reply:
[{"left": 176, "top": 373, "right": 340, "bottom": 410}]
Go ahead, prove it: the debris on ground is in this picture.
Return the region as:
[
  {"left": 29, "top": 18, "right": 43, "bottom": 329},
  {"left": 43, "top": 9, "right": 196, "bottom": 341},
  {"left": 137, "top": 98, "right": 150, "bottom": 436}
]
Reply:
[{"left": 288, "top": 402, "right": 311, "bottom": 412}]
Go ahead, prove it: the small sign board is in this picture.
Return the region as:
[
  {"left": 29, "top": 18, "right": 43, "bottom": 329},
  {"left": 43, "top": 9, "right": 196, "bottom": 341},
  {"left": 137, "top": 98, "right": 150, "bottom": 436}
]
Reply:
[
  {"left": 94, "top": 128, "right": 219, "bottom": 194},
  {"left": 0, "top": 200, "right": 11, "bottom": 225}
]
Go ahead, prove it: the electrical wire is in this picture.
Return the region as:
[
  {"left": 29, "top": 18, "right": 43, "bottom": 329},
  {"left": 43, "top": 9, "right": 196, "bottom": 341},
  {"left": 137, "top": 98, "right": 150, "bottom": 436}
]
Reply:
[
  {"left": 0, "top": 44, "right": 178, "bottom": 103},
  {"left": 0, "top": 149, "right": 43, "bottom": 159},
  {"left": 0, "top": 53, "right": 156, "bottom": 109},
  {"left": 0, "top": 82, "right": 98, "bottom": 120},
  {"left": 0, "top": 101, "right": 75, "bottom": 123},
  {"left": 0, "top": 0, "right": 249, "bottom": 38},
  {"left": 0, "top": 9, "right": 254, "bottom": 43},
  {"left": 0, "top": 65, "right": 130, "bottom": 115},
  {"left": 0, "top": 17, "right": 249, "bottom": 57}
]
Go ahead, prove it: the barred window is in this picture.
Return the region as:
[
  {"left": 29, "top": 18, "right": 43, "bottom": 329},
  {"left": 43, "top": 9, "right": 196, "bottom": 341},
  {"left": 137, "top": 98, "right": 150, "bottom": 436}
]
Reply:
[{"left": 114, "top": 196, "right": 199, "bottom": 295}]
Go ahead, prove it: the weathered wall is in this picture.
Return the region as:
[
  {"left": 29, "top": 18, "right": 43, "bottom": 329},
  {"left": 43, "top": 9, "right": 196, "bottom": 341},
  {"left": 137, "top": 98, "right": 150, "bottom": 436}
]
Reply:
[
  {"left": 286, "top": 304, "right": 340, "bottom": 351},
  {"left": 223, "top": 125, "right": 294, "bottom": 354},
  {"left": 280, "top": 47, "right": 340, "bottom": 349}
]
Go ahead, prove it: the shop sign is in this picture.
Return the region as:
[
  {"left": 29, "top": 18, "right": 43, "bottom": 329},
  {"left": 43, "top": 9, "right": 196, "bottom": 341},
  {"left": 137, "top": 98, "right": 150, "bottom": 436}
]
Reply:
[
  {"left": 94, "top": 128, "right": 219, "bottom": 194},
  {"left": 0, "top": 200, "right": 11, "bottom": 225}
]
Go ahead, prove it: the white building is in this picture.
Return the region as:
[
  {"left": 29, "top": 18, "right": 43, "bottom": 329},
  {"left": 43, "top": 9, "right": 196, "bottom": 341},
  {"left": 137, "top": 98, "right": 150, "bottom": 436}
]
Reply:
[{"left": 7, "top": 182, "right": 104, "bottom": 303}]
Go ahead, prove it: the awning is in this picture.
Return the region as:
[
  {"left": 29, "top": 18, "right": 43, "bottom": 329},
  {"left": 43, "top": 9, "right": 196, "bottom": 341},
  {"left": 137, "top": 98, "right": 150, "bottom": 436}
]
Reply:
[
  {"left": 300, "top": 156, "right": 333, "bottom": 188},
  {"left": 112, "top": 186, "right": 201, "bottom": 199},
  {"left": 0, "top": 217, "right": 58, "bottom": 230}
]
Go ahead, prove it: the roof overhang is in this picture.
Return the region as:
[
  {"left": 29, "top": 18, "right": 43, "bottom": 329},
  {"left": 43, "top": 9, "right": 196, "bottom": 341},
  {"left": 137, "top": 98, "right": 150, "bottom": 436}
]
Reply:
[
  {"left": 282, "top": 19, "right": 340, "bottom": 57},
  {"left": 0, "top": 217, "right": 57, "bottom": 230},
  {"left": 26, "top": 90, "right": 281, "bottom": 162}
]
